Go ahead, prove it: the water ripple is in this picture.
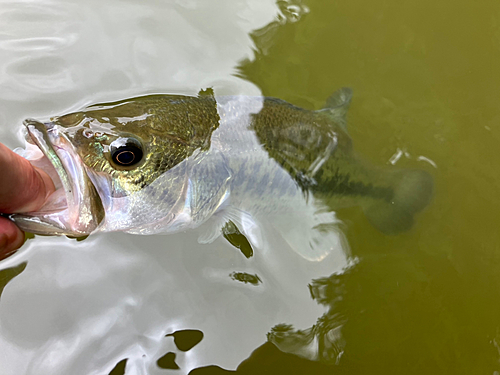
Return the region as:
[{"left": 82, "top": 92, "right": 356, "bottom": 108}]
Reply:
[{"left": 0, "top": 35, "right": 79, "bottom": 52}]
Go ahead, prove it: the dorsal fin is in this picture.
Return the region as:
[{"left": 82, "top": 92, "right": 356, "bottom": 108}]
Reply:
[
  {"left": 321, "top": 87, "right": 353, "bottom": 129},
  {"left": 198, "top": 87, "right": 215, "bottom": 97}
]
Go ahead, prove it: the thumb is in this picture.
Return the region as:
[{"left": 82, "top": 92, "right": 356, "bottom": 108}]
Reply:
[{"left": 0, "top": 143, "right": 55, "bottom": 213}]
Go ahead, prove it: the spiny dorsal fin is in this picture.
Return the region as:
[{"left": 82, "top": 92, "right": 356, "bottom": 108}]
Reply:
[
  {"left": 198, "top": 87, "right": 215, "bottom": 97},
  {"left": 322, "top": 87, "right": 353, "bottom": 129}
]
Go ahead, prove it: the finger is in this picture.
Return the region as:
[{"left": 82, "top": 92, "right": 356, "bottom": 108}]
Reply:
[
  {"left": 0, "top": 143, "right": 55, "bottom": 213},
  {"left": 0, "top": 216, "right": 25, "bottom": 259}
]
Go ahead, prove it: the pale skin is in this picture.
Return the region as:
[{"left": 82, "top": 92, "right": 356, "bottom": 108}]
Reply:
[{"left": 0, "top": 143, "right": 55, "bottom": 259}]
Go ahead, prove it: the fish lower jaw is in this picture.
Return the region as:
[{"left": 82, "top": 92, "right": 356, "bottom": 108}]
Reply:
[
  {"left": 14, "top": 125, "right": 105, "bottom": 236},
  {"left": 10, "top": 209, "right": 93, "bottom": 237}
]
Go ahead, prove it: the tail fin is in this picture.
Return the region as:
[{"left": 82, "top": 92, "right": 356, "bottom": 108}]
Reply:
[{"left": 364, "top": 169, "right": 433, "bottom": 234}]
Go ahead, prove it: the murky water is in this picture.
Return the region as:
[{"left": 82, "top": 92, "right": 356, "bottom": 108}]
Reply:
[{"left": 0, "top": 0, "right": 499, "bottom": 374}]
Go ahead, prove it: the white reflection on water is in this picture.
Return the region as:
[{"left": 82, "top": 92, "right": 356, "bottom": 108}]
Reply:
[
  {"left": 0, "top": 0, "right": 277, "bottom": 138},
  {"left": 0, "top": 0, "right": 348, "bottom": 374},
  {"left": 0, "top": 228, "right": 345, "bottom": 374}
]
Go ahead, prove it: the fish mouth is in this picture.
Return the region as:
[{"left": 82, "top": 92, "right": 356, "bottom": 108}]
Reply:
[{"left": 9, "top": 119, "right": 104, "bottom": 237}]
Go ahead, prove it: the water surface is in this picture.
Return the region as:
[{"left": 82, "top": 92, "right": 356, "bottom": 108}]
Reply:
[{"left": 0, "top": 0, "right": 499, "bottom": 374}]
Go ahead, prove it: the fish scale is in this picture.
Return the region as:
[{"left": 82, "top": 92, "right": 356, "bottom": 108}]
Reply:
[{"left": 10, "top": 89, "right": 432, "bottom": 259}]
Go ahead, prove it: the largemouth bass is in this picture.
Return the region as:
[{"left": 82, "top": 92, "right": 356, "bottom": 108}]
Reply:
[{"left": 9, "top": 88, "right": 432, "bottom": 261}]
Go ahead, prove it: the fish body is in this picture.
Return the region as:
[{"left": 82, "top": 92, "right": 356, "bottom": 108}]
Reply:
[{"left": 10, "top": 89, "right": 432, "bottom": 260}]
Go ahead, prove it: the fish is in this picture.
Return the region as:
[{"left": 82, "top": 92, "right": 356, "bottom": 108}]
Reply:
[{"left": 9, "top": 88, "right": 433, "bottom": 261}]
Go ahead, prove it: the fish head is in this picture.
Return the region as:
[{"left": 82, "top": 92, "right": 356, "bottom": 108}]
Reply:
[{"left": 11, "top": 95, "right": 220, "bottom": 236}]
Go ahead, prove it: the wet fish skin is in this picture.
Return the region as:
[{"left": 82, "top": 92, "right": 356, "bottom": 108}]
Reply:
[
  {"left": 10, "top": 89, "right": 433, "bottom": 259},
  {"left": 54, "top": 94, "right": 221, "bottom": 195},
  {"left": 242, "top": 93, "right": 433, "bottom": 234}
]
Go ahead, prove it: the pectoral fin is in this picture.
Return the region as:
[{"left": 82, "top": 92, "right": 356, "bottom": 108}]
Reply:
[
  {"left": 270, "top": 209, "right": 349, "bottom": 262},
  {"left": 199, "top": 202, "right": 348, "bottom": 263}
]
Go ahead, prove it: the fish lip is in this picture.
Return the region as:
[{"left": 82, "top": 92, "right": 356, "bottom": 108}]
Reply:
[
  {"left": 23, "top": 118, "right": 70, "bottom": 195},
  {"left": 15, "top": 118, "right": 104, "bottom": 236}
]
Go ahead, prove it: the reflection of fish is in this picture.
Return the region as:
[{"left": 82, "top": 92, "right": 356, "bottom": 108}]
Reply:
[
  {"left": 10, "top": 88, "right": 432, "bottom": 260},
  {"left": 268, "top": 272, "right": 347, "bottom": 364}
]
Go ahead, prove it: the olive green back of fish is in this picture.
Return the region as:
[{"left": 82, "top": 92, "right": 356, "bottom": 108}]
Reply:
[
  {"left": 250, "top": 91, "right": 433, "bottom": 234},
  {"left": 54, "top": 90, "right": 432, "bottom": 234},
  {"left": 52, "top": 94, "right": 221, "bottom": 194}
]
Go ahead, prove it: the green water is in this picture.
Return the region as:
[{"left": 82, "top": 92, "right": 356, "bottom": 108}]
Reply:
[
  {"left": 1, "top": 0, "right": 499, "bottom": 374},
  {"left": 239, "top": 0, "right": 500, "bottom": 373}
]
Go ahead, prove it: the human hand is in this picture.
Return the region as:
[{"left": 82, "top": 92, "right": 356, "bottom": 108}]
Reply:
[{"left": 0, "top": 143, "right": 55, "bottom": 259}]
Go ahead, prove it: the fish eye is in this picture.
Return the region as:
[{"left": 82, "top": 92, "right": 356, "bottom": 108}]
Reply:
[{"left": 110, "top": 137, "right": 144, "bottom": 167}]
